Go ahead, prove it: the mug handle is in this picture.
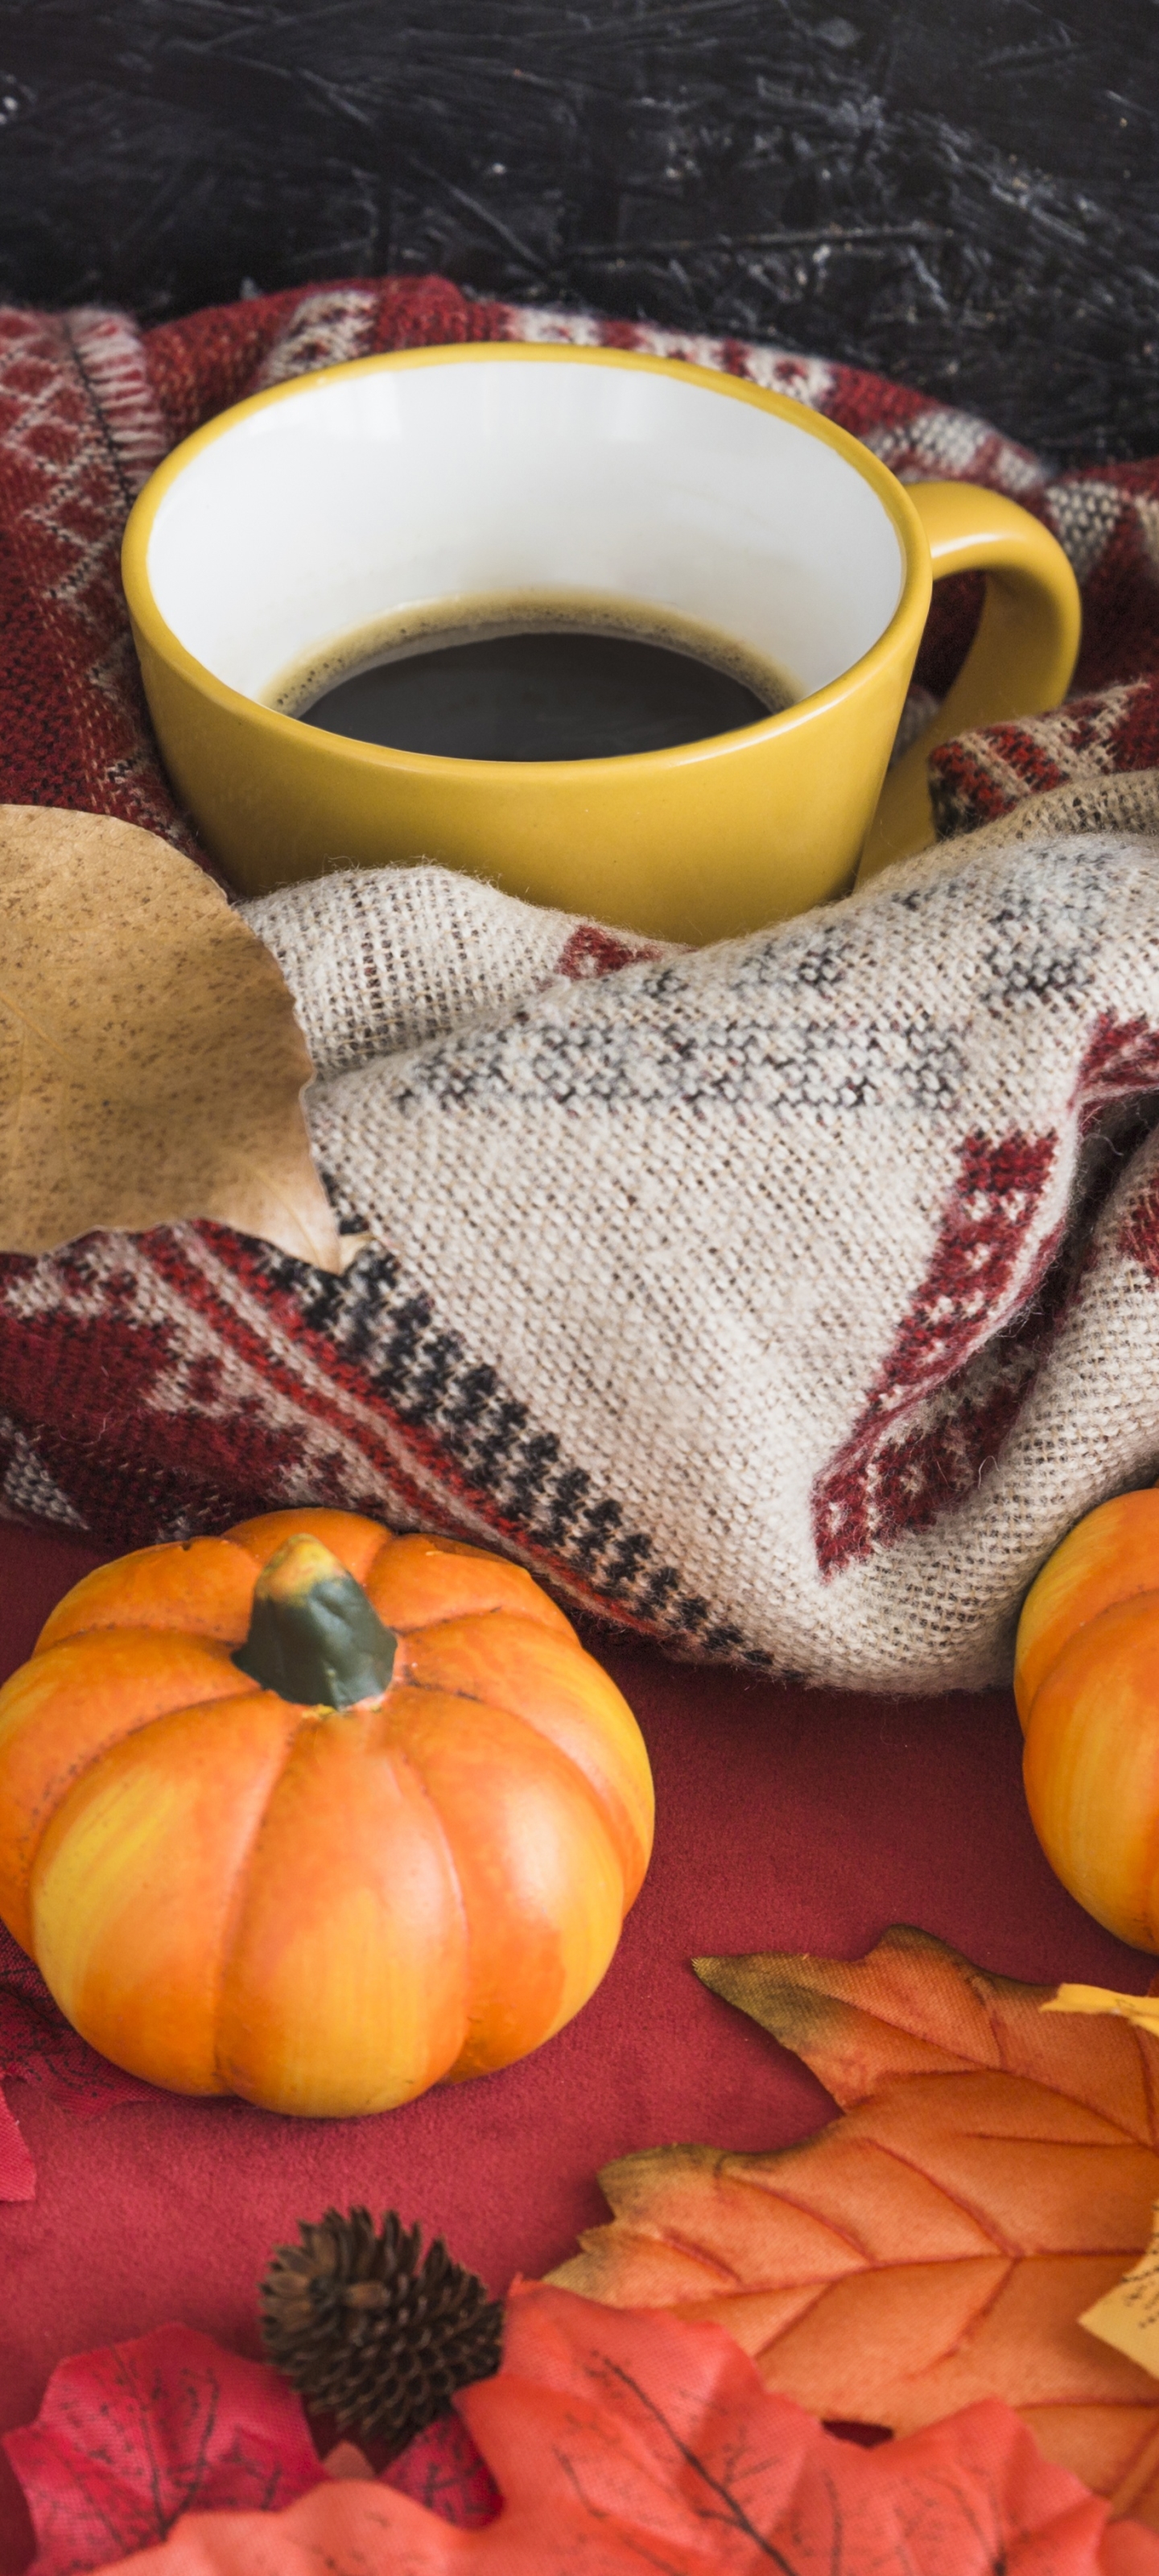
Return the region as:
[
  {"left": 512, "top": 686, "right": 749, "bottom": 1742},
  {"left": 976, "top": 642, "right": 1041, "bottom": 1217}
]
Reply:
[{"left": 855, "top": 480, "right": 1082, "bottom": 886}]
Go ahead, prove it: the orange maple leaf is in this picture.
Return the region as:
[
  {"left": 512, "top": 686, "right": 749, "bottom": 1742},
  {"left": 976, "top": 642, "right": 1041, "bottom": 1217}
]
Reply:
[
  {"left": 69, "top": 2284, "right": 1159, "bottom": 2574},
  {"left": 551, "top": 1926, "right": 1159, "bottom": 2528}
]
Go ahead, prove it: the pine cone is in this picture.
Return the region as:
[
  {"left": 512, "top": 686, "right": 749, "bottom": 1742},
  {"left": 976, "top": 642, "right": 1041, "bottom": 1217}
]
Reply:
[{"left": 260, "top": 2207, "right": 504, "bottom": 2451}]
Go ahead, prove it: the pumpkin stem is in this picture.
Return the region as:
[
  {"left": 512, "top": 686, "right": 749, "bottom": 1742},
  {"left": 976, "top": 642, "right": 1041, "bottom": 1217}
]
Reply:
[{"left": 233, "top": 1535, "right": 397, "bottom": 1709}]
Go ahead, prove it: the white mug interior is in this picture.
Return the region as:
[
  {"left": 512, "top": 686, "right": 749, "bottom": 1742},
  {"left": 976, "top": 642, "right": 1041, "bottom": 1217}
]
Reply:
[{"left": 144, "top": 353, "right": 907, "bottom": 722}]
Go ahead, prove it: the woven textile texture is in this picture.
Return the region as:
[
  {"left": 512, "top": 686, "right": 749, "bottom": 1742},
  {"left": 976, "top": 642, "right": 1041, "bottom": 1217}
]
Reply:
[{"left": 2, "top": 274, "right": 1159, "bottom": 1688}]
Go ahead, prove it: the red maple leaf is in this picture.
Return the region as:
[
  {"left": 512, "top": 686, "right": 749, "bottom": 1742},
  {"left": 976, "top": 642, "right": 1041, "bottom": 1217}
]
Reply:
[
  {"left": 2, "top": 2326, "right": 324, "bottom": 2574},
  {"left": 51, "top": 2285, "right": 1159, "bottom": 2574},
  {"left": 378, "top": 2413, "right": 501, "bottom": 2529}
]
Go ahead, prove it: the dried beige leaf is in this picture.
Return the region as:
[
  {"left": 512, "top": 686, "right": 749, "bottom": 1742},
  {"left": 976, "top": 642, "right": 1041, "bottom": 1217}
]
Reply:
[{"left": 0, "top": 807, "right": 344, "bottom": 1271}]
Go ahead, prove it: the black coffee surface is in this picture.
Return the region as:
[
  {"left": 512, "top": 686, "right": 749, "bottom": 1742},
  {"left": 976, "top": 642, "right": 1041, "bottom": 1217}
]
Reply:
[{"left": 300, "top": 628, "right": 773, "bottom": 762}]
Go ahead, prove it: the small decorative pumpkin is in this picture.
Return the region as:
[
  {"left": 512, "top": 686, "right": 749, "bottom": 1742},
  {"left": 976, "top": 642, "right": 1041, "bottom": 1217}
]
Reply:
[
  {"left": 0, "top": 1510, "right": 654, "bottom": 2115},
  {"left": 1015, "top": 1488, "right": 1159, "bottom": 1948}
]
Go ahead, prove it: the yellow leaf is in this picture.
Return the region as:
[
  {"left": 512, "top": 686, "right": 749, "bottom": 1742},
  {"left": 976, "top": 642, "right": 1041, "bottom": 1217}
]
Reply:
[
  {"left": 0, "top": 807, "right": 344, "bottom": 1272},
  {"left": 1083, "top": 2202, "right": 1159, "bottom": 2380},
  {"left": 1046, "top": 1986, "right": 1159, "bottom": 2041}
]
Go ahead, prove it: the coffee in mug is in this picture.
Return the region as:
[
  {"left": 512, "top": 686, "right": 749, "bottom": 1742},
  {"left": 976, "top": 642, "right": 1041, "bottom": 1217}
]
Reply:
[
  {"left": 270, "top": 591, "right": 797, "bottom": 763},
  {"left": 123, "top": 345, "right": 1083, "bottom": 939}
]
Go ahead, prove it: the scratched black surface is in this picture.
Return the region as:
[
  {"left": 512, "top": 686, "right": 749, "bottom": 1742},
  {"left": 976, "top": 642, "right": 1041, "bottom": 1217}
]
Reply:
[{"left": 0, "top": 0, "right": 1155, "bottom": 464}]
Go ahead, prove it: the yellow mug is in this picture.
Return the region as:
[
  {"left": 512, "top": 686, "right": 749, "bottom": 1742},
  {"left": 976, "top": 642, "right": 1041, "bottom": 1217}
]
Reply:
[{"left": 122, "top": 345, "right": 1080, "bottom": 945}]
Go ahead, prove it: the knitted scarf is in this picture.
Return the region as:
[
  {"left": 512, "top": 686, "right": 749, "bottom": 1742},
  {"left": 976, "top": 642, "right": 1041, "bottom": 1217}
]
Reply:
[{"left": 2, "top": 273, "right": 1158, "bottom": 1688}]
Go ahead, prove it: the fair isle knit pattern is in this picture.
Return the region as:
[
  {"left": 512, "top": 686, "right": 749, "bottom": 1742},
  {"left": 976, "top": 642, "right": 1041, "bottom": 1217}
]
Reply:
[{"left": 2, "top": 274, "right": 1159, "bottom": 1689}]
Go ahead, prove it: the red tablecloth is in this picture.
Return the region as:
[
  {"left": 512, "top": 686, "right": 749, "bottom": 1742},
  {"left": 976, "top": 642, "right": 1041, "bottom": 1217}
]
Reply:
[{"left": 0, "top": 1517, "right": 1151, "bottom": 2573}]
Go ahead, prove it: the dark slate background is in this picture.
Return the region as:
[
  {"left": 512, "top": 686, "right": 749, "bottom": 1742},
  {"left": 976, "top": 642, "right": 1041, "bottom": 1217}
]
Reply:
[{"left": 0, "top": 0, "right": 1155, "bottom": 466}]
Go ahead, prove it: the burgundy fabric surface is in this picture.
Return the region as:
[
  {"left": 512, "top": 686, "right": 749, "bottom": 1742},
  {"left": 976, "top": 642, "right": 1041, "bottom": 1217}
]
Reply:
[{"left": 0, "top": 1523, "right": 1153, "bottom": 2574}]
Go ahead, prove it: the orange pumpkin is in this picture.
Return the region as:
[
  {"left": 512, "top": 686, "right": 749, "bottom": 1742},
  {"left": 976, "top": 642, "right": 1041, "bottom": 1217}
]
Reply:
[
  {"left": 0, "top": 1509, "right": 654, "bottom": 2115},
  {"left": 1015, "top": 1488, "right": 1159, "bottom": 1948}
]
